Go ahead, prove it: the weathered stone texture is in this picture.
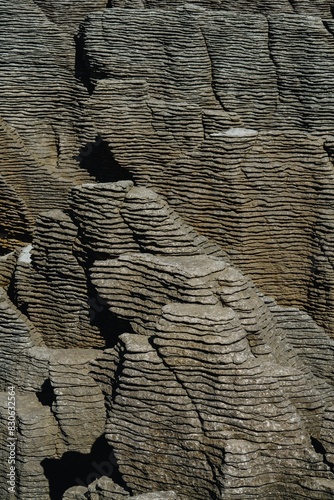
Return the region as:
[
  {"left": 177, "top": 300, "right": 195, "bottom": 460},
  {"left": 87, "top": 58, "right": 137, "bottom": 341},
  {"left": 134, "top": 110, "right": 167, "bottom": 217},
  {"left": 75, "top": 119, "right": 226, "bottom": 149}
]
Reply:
[
  {"left": 32, "top": 0, "right": 109, "bottom": 35},
  {"left": 86, "top": 184, "right": 334, "bottom": 499},
  {"left": 5, "top": 182, "right": 333, "bottom": 498},
  {"left": 110, "top": 0, "right": 334, "bottom": 17},
  {"left": 1, "top": 0, "right": 334, "bottom": 499},
  {"left": 78, "top": 8, "right": 334, "bottom": 337},
  {"left": 0, "top": 0, "right": 92, "bottom": 253},
  {"left": 14, "top": 211, "right": 105, "bottom": 349}
]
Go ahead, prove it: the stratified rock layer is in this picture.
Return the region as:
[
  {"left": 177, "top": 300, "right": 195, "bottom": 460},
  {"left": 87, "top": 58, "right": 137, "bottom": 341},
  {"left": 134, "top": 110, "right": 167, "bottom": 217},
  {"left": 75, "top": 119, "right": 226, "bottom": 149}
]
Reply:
[
  {"left": 1, "top": 1, "right": 334, "bottom": 499},
  {"left": 0, "top": 0, "right": 92, "bottom": 252},
  {"left": 78, "top": 7, "right": 334, "bottom": 337},
  {"left": 110, "top": 0, "right": 334, "bottom": 17},
  {"left": 2, "top": 182, "right": 333, "bottom": 499}
]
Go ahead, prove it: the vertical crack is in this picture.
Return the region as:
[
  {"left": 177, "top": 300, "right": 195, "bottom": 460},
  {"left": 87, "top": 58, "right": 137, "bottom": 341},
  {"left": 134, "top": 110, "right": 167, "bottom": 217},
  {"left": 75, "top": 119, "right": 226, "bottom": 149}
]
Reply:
[
  {"left": 267, "top": 17, "right": 280, "bottom": 112},
  {"left": 199, "top": 26, "right": 229, "bottom": 113}
]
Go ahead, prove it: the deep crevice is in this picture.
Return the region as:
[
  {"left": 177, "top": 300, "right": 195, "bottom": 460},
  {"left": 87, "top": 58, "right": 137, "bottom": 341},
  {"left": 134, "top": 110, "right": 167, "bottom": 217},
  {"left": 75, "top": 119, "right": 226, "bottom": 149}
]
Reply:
[
  {"left": 87, "top": 286, "right": 135, "bottom": 349},
  {"left": 36, "top": 379, "right": 56, "bottom": 407},
  {"left": 199, "top": 26, "right": 229, "bottom": 113},
  {"left": 42, "top": 434, "right": 129, "bottom": 500},
  {"left": 74, "top": 24, "right": 110, "bottom": 95},
  {"left": 76, "top": 255, "right": 136, "bottom": 349},
  {"left": 74, "top": 27, "right": 94, "bottom": 94}
]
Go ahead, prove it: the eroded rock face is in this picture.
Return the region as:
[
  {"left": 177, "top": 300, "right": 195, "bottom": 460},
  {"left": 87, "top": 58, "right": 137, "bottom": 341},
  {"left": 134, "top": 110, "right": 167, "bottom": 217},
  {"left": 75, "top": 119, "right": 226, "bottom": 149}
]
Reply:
[
  {"left": 0, "top": 0, "right": 92, "bottom": 253},
  {"left": 110, "top": 0, "right": 334, "bottom": 17},
  {"left": 1, "top": 0, "right": 334, "bottom": 335},
  {"left": 1, "top": 182, "right": 333, "bottom": 499},
  {"left": 1, "top": 1, "right": 334, "bottom": 499},
  {"left": 79, "top": 7, "right": 334, "bottom": 335}
]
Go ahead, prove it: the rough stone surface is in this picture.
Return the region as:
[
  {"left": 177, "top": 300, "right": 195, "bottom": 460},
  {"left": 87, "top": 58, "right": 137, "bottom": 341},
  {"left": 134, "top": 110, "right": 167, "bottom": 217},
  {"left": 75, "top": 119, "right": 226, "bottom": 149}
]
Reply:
[
  {"left": 1, "top": 182, "right": 333, "bottom": 498},
  {"left": 79, "top": 8, "right": 334, "bottom": 336},
  {"left": 0, "top": 0, "right": 92, "bottom": 253},
  {"left": 1, "top": 1, "right": 334, "bottom": 499}
]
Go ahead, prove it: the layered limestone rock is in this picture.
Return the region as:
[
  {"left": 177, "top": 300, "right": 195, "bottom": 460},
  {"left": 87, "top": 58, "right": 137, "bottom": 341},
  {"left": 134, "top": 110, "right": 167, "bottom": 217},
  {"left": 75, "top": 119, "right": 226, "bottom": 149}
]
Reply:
[
  {"left": 0, "top": 285, "right": 107, "bottom": 499},
  {"left": 63, "top": 478, "right": 177, "bottom": 500},
  {"left": 32, "top": 0, "right": 109, "bottom": 36},
  {"left": 81, "top": 8, "right": 334, "bottom": 133},
  {"left": 1, "top": 0, "right": 334, "bottom": 499},
  {"left": 2, "top": 0, "right": 334, "bottom": 338},
  {"left": 1, "top": 182, "right": 333, "bottom": 499},
  {"left": 14, "top": 212, "right": 105, "bottom": 349},
  {"left": 0, "top": 0, "right": 93, "bottom": 252},
  {"left": 78, "top": 7, "right": 334, "bottom": 337},
  {"left": 87, "top": 184, "right": 334, "bottom": 499},
  {"left": 110, "top": 0, "right": 334, "bottom": 17}
]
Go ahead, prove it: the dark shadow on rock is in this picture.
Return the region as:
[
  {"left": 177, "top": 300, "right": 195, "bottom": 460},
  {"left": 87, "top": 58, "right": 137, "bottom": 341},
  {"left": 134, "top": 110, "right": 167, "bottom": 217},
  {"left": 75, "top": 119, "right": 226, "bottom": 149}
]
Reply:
[
  {"left": 75, "top": 136, "right": 135, "bottom": 183},
  {"left": 36, "top": 379, "right": 56, "bottom": 407},
  {"left": 74, "top": 27, "right": 94, "bottom": 95},
  {"left": 0, "top": 226, "right": 32, "bottom": 256},
  {"left": 42, "top": 434, "right": 128, "bottom": 500},
  {"left": 311, "top": 436, "right": 334, "bottom": 473},
  {"left": 74, "top": 25, "right": 111, "bottom": 95},
  {"left": 87, "top": 286, "right": 135, "bottom": 349}
]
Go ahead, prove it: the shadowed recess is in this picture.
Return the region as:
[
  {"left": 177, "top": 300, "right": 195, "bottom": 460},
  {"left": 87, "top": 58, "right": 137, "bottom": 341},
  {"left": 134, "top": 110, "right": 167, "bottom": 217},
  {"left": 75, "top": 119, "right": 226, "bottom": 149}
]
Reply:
[
  {"left": 41, "top": 434, "right": 128, "bottom": 500},
  {"left": 76, "top": 137, "right": 135, "bottom": 183}
]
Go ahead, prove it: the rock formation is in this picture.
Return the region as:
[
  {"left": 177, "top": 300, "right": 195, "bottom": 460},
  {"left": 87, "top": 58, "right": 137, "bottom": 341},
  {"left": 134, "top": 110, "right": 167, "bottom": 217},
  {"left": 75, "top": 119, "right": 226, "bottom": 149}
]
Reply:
[{"left": 1, "top": 0, "right": 334, "bottom": 499}]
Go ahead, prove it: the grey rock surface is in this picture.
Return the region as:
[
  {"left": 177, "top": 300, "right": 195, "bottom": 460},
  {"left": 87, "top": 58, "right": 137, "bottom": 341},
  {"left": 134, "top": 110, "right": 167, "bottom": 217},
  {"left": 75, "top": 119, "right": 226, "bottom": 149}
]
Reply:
[
  {"left": 110, "top": 0, "right": 334, "bottom": 16},
  {"left": 1, "top": 182, "right": 333, "bottom": 499},
  {"left": 79, "top": 8, "right": 334, "bottom": 336},
  {"left": 0, "top": 0, "right": 334, "bottom": 499}
]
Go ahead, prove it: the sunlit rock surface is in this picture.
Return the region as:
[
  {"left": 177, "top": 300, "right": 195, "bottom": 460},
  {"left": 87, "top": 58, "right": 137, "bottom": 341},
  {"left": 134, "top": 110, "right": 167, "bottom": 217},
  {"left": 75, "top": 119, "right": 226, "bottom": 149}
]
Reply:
[{"left": 1, "top": 0, "right": 334, "bottom": 499}]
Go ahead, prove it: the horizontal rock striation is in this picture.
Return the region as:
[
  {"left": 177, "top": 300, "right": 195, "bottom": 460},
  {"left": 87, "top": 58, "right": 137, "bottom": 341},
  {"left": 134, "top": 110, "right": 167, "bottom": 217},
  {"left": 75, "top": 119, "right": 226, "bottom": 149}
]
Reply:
[
  {"left": 81, "top": 8, "right": 334, "bottom": 133},
  {"left": 0, "top": 0, "right": 93, "bottom": 252},
  {"left": 0, "top": 285, "right": 108, "bottom": 498},
  {"left": 86, "top": 184, "right": 334, "bottom": 498},
  {"left": 0, "top": 180, "right": 333, "bottom": 497},
  {"left": 1, "top": 0, "right": 334, "bottom": 499},
  {"left": 63, "top": 478, "right": 177, "bottom": 500},
  {"left": 0, "top": 0, "right": 81, "bottom": 164},
  {"left": 78, "top": 7, "right": 334, "bottom": 337},
  {"left": 110, "top": 0, "right": 334, "bottom": 17},
  {"left": 13, "top": 212, "right": 105, "bottom": 349},
  {"left": 5, "top": 181, "right": 333, "bottom": 498},
  {"left": 32, "top": 0, "right": 109, "bottom": 36}
]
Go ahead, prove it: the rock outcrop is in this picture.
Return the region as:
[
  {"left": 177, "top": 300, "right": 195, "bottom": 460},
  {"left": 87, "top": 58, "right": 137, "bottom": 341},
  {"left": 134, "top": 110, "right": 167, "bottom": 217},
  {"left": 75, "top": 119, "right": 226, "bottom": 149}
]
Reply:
[
  {"left": 1, "top": 182, "right": 333, "bottom": 499},
  {"left": 79, "top": 7, "right": 334, "bottom": 335},
  {"left": 1, "top": 0, "right": 334, "bottom": 499}
]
